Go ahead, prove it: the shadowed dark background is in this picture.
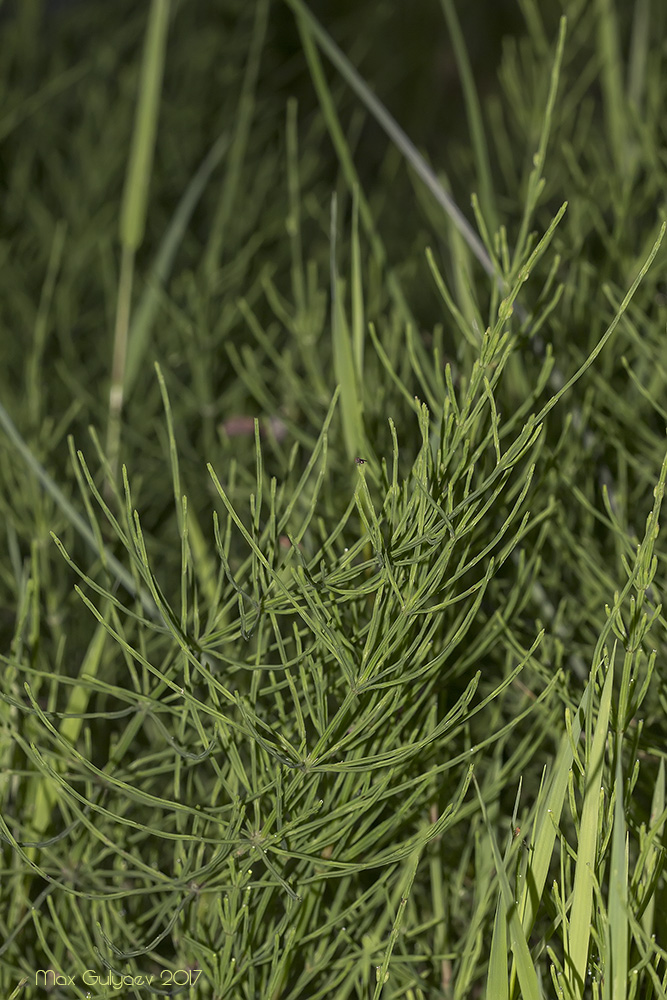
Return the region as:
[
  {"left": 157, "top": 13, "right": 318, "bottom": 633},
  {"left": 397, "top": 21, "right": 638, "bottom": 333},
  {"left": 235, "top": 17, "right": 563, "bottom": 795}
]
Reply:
[{"left": 4, "top": 0, "right": 524, "bottom": 162}]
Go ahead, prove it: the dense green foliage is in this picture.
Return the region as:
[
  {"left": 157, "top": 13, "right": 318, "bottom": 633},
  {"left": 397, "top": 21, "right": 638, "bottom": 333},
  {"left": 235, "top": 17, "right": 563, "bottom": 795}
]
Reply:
[{"left": 0, "top": 1, "right": 665, "bottom": 998}]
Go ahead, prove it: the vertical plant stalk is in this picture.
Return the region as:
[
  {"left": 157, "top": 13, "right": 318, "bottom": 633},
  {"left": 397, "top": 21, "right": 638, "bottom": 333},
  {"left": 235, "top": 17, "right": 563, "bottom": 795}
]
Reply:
[
  {"left": 106, "top": 0, "right": 171, "bottom": 485},
  {"left": 330, "top": 193, "right": 366, "bottom": 465},
  {"left": 203, "top": 0, "right": 270, "bottom": 277},
  {"left": 285, "top": 0, "right": 494, "bottom": 282},
  {"left": 565, "top": 656, "right": 614, "bottom": 998},
  {"left": 595, "top": 0, "right": 628, "bottom": 174},
  {"left": 108, "top": 245, "right": 135, "bottom": 483},
  {"left": 438, "top": 0, "right": 498, "bottom": 234}
]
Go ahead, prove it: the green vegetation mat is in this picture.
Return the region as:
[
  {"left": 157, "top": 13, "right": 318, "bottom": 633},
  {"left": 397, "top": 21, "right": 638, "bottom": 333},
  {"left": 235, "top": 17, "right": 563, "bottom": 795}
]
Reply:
[{"left": 0, "top": 1, "right": 665, "bottom": 997}]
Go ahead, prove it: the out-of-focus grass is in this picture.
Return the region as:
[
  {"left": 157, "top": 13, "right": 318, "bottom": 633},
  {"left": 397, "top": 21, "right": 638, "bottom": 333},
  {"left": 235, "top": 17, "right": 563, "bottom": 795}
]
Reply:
[{"left": 0, "top": 1, "right": 666, "bottom": 998}]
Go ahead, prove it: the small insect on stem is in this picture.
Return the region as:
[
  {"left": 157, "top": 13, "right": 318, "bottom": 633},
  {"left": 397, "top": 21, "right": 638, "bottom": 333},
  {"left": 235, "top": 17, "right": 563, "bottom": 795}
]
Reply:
[{"left": 354, "top": 457, "right": 366, "bottom": 465}]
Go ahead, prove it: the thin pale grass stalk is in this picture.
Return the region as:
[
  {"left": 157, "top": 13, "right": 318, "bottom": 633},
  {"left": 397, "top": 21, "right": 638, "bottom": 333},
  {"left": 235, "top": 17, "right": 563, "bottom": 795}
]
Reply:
[
  {"left": 595, "top": 0, "right": 628, "bottom": 174},
  {"left": 627, "top": 0, "right": 650, "bottom": 113},
  {"left": 285, "top": 98, "right": 307, "bottom": 321},
  {"left": 330, "top": 193, "right": 367, "bottom": 465},
  {"left": 106, "top": 0, "right": 171, "bottom": 484}
]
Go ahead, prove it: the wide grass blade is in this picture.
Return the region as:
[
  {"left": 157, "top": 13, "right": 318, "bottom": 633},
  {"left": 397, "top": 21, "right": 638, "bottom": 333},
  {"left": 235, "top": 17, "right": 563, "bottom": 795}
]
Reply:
[{"left": 566, "top": 653, "right": 614, "bottom": 998}]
